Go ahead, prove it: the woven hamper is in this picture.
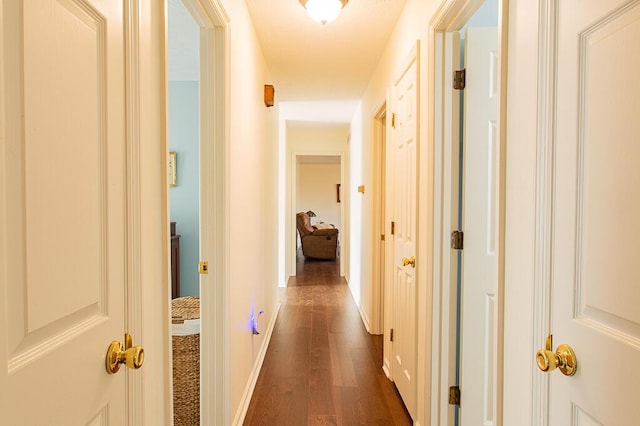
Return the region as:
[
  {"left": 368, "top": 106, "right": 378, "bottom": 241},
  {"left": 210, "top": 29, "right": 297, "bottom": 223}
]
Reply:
[{"left": 172, "top": 296, "right": 200, "bottom": 426}]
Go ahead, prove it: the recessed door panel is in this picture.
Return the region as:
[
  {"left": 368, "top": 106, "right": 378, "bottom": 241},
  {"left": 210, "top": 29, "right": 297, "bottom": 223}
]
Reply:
[
  {"left": 577, "top": 7, "right": 640, "bottom": 333},
  {"left": 22, "top": 0, "right": 107, "bottom": 335}
]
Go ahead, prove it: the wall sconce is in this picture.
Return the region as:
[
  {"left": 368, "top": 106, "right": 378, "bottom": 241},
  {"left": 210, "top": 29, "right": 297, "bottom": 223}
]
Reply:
[{"left": 264, "top": 84, "right": 275, "bottom": 107}]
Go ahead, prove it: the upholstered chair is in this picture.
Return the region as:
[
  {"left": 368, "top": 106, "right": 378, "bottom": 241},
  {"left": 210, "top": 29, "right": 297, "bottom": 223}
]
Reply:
[{"left": 295, "top": 212, "right": 339, "bottom": 260}]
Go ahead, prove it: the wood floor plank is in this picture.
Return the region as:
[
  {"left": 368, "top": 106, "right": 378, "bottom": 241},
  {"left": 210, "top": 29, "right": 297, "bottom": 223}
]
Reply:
[{"left": 244, "top": 253, "right": 412, "bottom": 425}]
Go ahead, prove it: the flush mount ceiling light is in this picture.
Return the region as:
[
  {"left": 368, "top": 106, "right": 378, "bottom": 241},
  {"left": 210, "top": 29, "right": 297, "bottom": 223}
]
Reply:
[{"left": 299, "top": 0, "right": 349, "bottom": 25}]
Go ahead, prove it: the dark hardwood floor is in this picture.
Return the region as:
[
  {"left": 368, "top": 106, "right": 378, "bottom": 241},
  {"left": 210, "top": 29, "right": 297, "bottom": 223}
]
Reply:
[{"left": 244, "top": 252, "right": 412, "bottom": 425}]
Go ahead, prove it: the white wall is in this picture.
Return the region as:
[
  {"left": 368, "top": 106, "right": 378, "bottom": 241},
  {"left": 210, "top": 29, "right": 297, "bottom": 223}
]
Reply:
[
  {"left": 296, "top": 162, "right": 341, "bottom": 230},
  {"left": 349, "top": 104, "right": 363, "bottom": 307},
  {"left": 215, "top": 0, "right": 279, "bottom": 422}
]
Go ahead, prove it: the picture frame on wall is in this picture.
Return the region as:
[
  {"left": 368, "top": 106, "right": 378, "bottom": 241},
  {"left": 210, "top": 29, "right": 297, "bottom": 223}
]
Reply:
[{"left": 169, "top": 151, "right": 177, "bottom": 187}]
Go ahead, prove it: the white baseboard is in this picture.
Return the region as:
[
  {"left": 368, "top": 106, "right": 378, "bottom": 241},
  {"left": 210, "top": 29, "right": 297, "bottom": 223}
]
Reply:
[
  {"left": 232, "top": 302, "right": 281, "bottom": 425},
  {"left": 344, "top": 278, "right": 373, "bottom": 334},
  {"left": 382, "top": 363, "right": 391, "bottom": 379},
  {"left": 357, "top": 299, "right": 372, "bottom": 334}
]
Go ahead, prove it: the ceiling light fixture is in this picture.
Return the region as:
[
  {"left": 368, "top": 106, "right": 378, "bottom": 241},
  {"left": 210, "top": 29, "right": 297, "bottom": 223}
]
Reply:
[{"left": 299, "top": 0, "right": 349, "bottom": 25}]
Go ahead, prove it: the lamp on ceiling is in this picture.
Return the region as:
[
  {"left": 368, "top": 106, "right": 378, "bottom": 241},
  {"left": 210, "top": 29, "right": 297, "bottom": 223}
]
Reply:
[{"left": 299, "top": 0, "right": 349, "bottom": 25}]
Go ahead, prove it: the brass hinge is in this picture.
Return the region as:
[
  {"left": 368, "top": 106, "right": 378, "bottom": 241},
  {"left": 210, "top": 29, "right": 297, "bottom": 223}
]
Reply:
[
  {"left": 453, "top": 69, "right": 466, "bottom": 90},
  {"left": 391, "top": 113, "right": 396, "bottom": 128},
  {"left": 391, "top": 221, "right": 395, "bottom": 235},
  {"left": 449, "top": 386, "right": 461, "bottom": 405},
  {"left": 390, "top": 328, "right": 394, "bottom": 342},
  {"left": 199, "top": 261, "right": 209, "bottom": 274},
  {"left": 381, "top": 234, "right": 385, "bottom": 241},
  {"left": 451, "top": 230, "right": 464, "bottom": 250}
]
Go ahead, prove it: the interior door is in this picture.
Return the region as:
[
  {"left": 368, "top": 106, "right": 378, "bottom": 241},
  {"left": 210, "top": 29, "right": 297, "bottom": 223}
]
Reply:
[
  {"left": 459, "top": 26, "right": 498, "bottom": 425},
  {"left": 0, "top": 0, "right": 131, "bottom": 423},
  {"left": 545, "top": 0, "right": 640, "bottom": 423},
  {"left": 390, "top": 44, "right": 419, "bottom": 420}
]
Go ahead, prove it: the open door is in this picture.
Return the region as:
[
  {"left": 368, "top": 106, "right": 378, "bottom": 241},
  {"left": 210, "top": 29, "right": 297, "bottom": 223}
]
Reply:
[
  {"left": 540, "top": 0, "right": 640, "bottom": 422},
  {"left": 0, "top": 0, "right": 165, "bottom": 423},
  {"left": 459, "top": 26, "right": 499, "bottom": 425}
]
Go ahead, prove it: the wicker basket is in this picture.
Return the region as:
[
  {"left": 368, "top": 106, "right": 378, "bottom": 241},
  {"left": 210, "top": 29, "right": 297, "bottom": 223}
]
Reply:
[{"left": 172, "top": 296, "right": 200, "bottom": 426}]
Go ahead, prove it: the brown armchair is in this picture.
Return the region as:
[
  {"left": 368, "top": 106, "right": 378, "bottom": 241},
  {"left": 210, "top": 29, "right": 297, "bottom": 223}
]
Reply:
[{"left": 296, "top": 212, "right": 339, "bottom": 260}]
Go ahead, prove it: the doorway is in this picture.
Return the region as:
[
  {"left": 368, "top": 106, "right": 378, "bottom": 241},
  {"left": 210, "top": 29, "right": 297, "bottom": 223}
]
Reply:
[
  {"left": 286, "top": 121, "right": 349, "bottom": 280},
  {"left": 429, "top": 0, "right": 507, "bottom": 424},
  {"left": 371, "top": 103, "right": 387, "bottom": 335},
  {"left": 166, "top": 0, "right": 229, "bottom": 423},
  {"left": 168, "top": 1, "right": 201, "bottom": 424}
]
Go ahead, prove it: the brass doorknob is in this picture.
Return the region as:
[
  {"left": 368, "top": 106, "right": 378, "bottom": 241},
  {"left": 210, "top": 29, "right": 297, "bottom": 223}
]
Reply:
[
  {"left": 536, "top": 343, "right": 577, "bottom": 376},
  {"left": 402, "top": 256, "right": 416, "bottom": 268},
  {"left": 106, "top": 333, "right": 144, "bottom": 374}
]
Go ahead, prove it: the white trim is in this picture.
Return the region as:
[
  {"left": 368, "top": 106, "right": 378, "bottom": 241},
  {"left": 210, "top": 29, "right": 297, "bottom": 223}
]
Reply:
[
  {"left": 428, "top": 27, "right": 461, "bottom": 426},
  {"left": 370, "top": 101, "right": 387, "bottom": 336},
  {"left": 531, "top": 0, "right": 557, "bottom": 424},
  {"left": 124, "top": 0, "right": 145, "bottom": 423},
  {"left": 172, "top": 1, "right": 231, "bottom": 424},
  {"left": 138, "top": 0, "right": 173, "bottom": 423},
  {"left": 231, "top": 302, "right": 282, "bottom": 426},
  {"left": 356, "top": 289, "right": 372, "bottom": 333}
]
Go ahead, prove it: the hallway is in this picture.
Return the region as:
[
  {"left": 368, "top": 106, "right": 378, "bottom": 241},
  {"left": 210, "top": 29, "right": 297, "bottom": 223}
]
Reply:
[{"left": 244, "top": 253, "right": 412, "bottom": 425}]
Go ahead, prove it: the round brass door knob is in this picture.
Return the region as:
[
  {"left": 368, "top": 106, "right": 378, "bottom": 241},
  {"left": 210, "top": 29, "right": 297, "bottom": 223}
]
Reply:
[
  {"left": 106, "top": 334, "right": 145, "bottom": 374},
  {"left": 536, "top": 343, "right": 577, "bottom": 376},
  {"left": 402, "top": 256, "right": 416, "bottom": 268}
]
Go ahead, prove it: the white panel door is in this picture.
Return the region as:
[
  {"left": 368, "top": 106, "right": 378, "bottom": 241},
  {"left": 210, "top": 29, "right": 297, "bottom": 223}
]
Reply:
[
  {"left": 0, "top": 0, "right": 131, "bottom": 423},
  {"left": 460, "top": 27, "right": 498, "bottom": 426},
  {"left": 390, "top": 45, "right": 419, "bottom": 420},
  {"left": 547, "top": 0, "right": 640, "bottom": 423}
]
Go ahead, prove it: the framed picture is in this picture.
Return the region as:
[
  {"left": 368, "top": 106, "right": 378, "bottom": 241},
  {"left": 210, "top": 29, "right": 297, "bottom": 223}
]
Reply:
[{"left": 169, "top": 151, "right": 177, "bottom": 187}]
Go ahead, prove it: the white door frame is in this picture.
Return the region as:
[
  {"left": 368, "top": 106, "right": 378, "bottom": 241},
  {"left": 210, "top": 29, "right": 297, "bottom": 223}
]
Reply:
[
  {"left": 518, "top": 0, "right": 555, "bottom": 423},
  {"left": 370, "top": 101, "right": 388, "bottom": 335},
  {"left": 131, "top": 1, "right": 172, "bottom": 423},
  {"left": 427, "top": 1, "right": 509, "bottom": 424},
  {"left": 289, "top": 150, "right": 346, "bottom": 277},
  {"left": 166, "top": 0, "right": 230, "bottom": 424}
]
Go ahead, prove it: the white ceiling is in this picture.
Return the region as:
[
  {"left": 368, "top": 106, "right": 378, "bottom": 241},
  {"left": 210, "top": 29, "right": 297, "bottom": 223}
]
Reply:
[
  {"left": 245, "top": 0, "right": 407, "bottom": 101},
  {"left": 167, "top": 0, "right": 407, "bottom": 121}
]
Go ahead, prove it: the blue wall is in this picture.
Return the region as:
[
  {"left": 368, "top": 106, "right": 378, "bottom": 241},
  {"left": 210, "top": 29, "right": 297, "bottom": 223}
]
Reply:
[
  {"left": 169, "top": 81, "right": 200, "bottom": 297},
  {"left": 464, "top": 0, "right": 498, "bottom": 29}
]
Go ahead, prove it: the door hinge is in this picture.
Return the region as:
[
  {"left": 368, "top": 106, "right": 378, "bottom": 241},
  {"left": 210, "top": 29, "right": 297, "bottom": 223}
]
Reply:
[
  {"left": 390, "top": 328, "right": 394, "bottom": 342},
  {"left": 448, "top": 385, "right": 461, "bottom": 405},
  {"left": 450, "top": 230, "right": 464, "bottom": 250},
  {"left": 391, "top": 113, "right": 396, "bottom": 128},
  {"left": 453, "top": 69, "right": 466, "bottom": 90},
  {"left": 381, "top": 234, "right": 385, "bottom": 241},
  {"left": 391, "top": 221, "right": 395, "bottom": 235},
  {"left": 199, "top": 261, "right": 209, "bottom": 274}
]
